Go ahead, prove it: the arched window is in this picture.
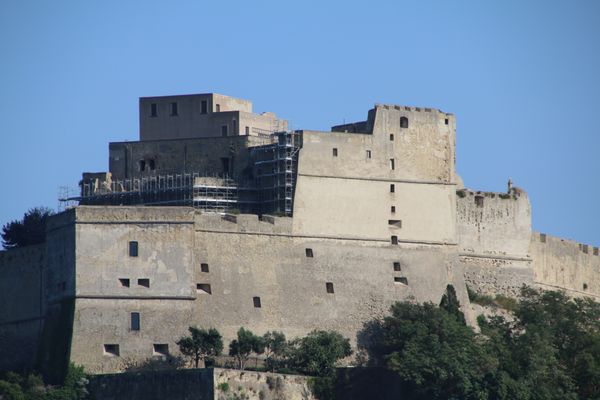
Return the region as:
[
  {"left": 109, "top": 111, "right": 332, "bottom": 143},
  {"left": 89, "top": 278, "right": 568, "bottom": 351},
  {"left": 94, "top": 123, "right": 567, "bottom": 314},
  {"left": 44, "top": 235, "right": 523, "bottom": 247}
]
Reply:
[{"left": 400, "top": 116, "right": 409, "bottom": 129}]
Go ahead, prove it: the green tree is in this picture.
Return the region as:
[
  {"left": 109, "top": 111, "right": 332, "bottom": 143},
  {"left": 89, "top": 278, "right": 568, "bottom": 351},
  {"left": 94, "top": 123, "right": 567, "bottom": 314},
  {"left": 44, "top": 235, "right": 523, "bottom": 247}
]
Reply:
[
  {"left": 1, "top": 207, "right": 53, "bottom": 250},
  {"left": 262, "top": 331, "right": 286, "bottom": 372},
  {"left": 228, "top": 327, "right": 265, "bottom": 370},
  {"left": 176, "top": 326, "right": 223, "bottom": 368},
  {"left": 288, "top": 330, "right": 352, "bottom": 377}
]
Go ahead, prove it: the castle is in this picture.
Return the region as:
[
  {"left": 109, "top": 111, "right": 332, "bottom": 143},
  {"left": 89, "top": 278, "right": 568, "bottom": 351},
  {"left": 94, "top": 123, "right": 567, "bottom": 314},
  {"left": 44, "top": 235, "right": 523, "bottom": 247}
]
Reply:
[{"left": 1, "top": 93, "right": 598, "bottom": 375}]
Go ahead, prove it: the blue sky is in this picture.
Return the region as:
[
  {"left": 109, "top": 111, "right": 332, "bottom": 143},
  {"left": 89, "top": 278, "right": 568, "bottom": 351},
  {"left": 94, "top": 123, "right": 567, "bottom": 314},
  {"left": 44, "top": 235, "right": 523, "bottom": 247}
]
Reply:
[{"left": 0, "top": 0, "right": 598, "bottom": 246}]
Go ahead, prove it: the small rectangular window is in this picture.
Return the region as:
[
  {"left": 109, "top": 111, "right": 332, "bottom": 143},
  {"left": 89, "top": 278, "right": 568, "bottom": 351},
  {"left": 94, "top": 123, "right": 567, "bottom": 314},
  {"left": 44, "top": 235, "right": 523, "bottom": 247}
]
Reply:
[
  {"left": 196, "top": 283, "right": 212, "bottom": 294},
  {"left": 103, "top": 344, "right": 120, "bottom": 357},
  {"left": 540, "top": 233, "right": 547, "bottom": 243},
  {"left": 366, "top": 150, "right": 371, "bottom": 159},
  {"left": 150, "top": 103, "right": 157, "bottom": 117},
  {"left": 200, "top": 263, "right": 209, "bottom": 273},
  {"left": 221, "top": 125, "right": 228, "bottom": 137},
  {"left": 393, "top": 262, "right": 401, "bottom": 271},
  {"left": 389, "top": 219, "right": 402, "bottom": 228},
  {"left": 390, "top": 159, "right": 395, "bottom": 170},
  {"left": 170, "top": 102, "right": 178, "bottom": 116},
  {"left": 139, "top": 160, "right": 146, "bottom": 172},
  {"left": 119, "top": 278, "right": 130, "bottom": 288},
  {"left": 394, "top": 277, "right": 408, "bottom": 285},
  {"left": 245, "top": 126, "right": 250, "bottom": 135},
  {"left": 305, "top": 248, "right": 313, "bottom": 258},
  {"left": 138, "top": 278, "right": 150, "bottom": 288},
  {"left": 583, "top": 244, "right": 589, "bottom": 254},
  {"left": 391, "top": 236, "right": 398, "bottom": 245},
  {"left": 391, "top": 206, "right": 396, "bottom": 213},
  {"left": 389, "top": 134, "right": 394, "bottom": 141},
  {"left": 129, "top": 241, "right": 138, "bottom": 257},
  {"left": 131, "top": 312, "right": 140, "bottom": 331},
  {"left": 475, "top": 196, "right": 484, "bottom": 207},
  {"left": 216, "top": 104, "right": 221, "bottom": 112},
  {"left": 221, "top": 157, "right": 230, "bottom": 174},
  {"left": 153, "top": 344, "right": 169, "bottom": 357},
  {"left": 332, "top": 148, "right": 338, "bottom": 157},
  {"left": 253, "top": 296, "right": 261, "bottom": 308},
  {"left": 326, "top": 282, "right": 334, "bottom": 294},
  {"left": 594, "top": 247, "right": 599, "bottom": 256},
  {"left": 390, "top": 184, "right": 395, "bottom": 193},
  {"left": 201, "top": 100, "right": 208, "bottom": 114},
  {"left": 445, "top": 118, "right": 449, "bottom": 125}
]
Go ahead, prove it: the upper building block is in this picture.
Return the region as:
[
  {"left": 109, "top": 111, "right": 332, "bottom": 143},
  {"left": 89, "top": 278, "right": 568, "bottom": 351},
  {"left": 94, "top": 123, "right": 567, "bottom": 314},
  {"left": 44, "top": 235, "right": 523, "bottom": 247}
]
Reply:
[{"left": 139, "top": 93, "right": 288, "bottom": 141}]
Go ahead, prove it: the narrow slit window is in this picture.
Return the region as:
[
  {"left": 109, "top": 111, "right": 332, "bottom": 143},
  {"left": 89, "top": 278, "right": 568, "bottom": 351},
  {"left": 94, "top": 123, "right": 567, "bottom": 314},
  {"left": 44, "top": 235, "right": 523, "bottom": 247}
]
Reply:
[
  {"left": 445, "top": 118, "right": 449, "bottom": 125},
  {"left": 391, "top": 235, "right": 398, "bottom": 245},
  {"left": 366, "top": 150, "right": 371, "bottom": 159},
  {"left": 326, "top": 282, "right": 334, "bottom": 294},
  {"left": 393, "top": 262, "right": 401, "bottom": 271},
  {"left": 153, "top": 344, "right": 169, "bottom": 357},
  {"left": 253, "top": 296, "right": 261, "bottom": 308},
  {"left": 305, "top": 248, "right": 313, "bottom": 258},
  {"left": 138, "top": 278, "right": 150, "bottom": 288},
  {"left": 129, "top": 241, "right": 138, "bottom": 257},
  {"left": 245, "top": 126, "right": 250, "bottom": 135},
  {"left": 170, "top": 102, "right": 178, "bottom": 116},
  {"left": 332, "top": 148, "right": 338, "bottom": 157},
  {"left": 139, "top": 160, "right": 146, "bottom": 172},
  {"left": 221, "top": 125, "right": 228, "bottom": 137},
  {"left": 391, "top": 206, "right": 396, "bottom": 213},
  {"left": 390, "top": 184, "right": 395, "bottom": 193},
  {"left": 103, "top": 344, "right": 120, "bottom": 357},
  {"left": 119, "top": 278, "right": 130, "bottom": 288},
  {"left": 389, "top": 134, "right": 394, "bottom": 141},
  {"left": 196, "top": 283, "right": 212, "bottom": 294},
  {"left": 394, "top": 277, "right": 408, "bottom": 285},
  {"left": 130, "top": 312, "right": 140, "bottom": 331},
  {"left": 201, "top": 100, "right": 208, "bottom": 114},
  {"left": 390, "top": 159, "right": 395, "bottom": 170},
  {"left": 200, "top": 263, "right": 209, "bottom": 273},
  {"left": 150, "top": 103, "right": 157, "bottom": 117}
]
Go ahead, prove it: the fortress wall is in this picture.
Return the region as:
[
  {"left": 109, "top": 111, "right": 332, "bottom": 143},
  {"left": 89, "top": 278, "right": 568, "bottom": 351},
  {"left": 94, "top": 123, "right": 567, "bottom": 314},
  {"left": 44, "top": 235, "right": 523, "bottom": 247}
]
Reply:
[
  {"left": 0, "top": 244, "right": 45, "bottom": 372},
  {"left": 530, "top": 232, "right": 600, "bottom": 298},
  {"left": 461, "top": 256, "right": 533, "bottom": 297}
]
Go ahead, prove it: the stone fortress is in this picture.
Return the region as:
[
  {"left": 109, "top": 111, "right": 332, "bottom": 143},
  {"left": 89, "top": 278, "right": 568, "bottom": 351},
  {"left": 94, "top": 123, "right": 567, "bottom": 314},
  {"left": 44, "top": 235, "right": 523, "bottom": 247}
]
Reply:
[{"left": 1, "top": 93, "right": 599, "bottom": 375}]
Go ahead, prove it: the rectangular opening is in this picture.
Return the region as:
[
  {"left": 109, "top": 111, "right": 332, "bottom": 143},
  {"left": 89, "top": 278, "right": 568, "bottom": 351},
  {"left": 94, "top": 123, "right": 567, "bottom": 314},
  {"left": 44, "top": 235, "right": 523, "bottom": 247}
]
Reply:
[
  {"left": 390, "top": 159, "right": 395, "bottom": 170},
  {"left": 245, "top": 126, "right": 250, "bottom": 135},
  {"left": 393, "top": 262, "right": 401, "bottom": 271},
  {"left": 475, "top": 195, "right": 484, "bottom": 207},
  {"left": 139, "top": 160, "right": 146, "bottom": 172},
  {"left": 445, "top": 118, "right": 449, "bottom": 125},
  {"left": 153, "top": 344, "right": 169, "bottom": 357},
  {"left": 216, "top": 104, "right": 221, "bottom": 112},
  {"left": 389, "top": 134, "right": 394, "bottom": 141},
  {"left": 196, "top": 283, "right": 212, "bottom": 294},
  {"left": 200, "top": 263, "right": 209, "bottom": 273},
  {"left": 150, "top": 103, "right": 157, "bottom": 117},
  {"left": 540, "top": 233, "right": 547, "bottom": 243},
  {"left": 391, "top": 206, "right": 396, "bottom": 213},
  {"left": 326, "top": 282, "right": 334, "bottom": 294},
  {"left": 394, "top": 277, "right": 408, "bottom": 285},
  {"left": 138, "top": 278, "right": 150, "bottom": 288},
  {"left": 391, "top": 235, "right": 398, "bottom": 245},
  {"left": 221, "top": 157, "right": 230, "bottom": 174},
  {"left": 129, "top": 241, "right": 138, "bottom": 257},
  {"left": 201, "top": 100, "right": 208, "bottom": 114},
  {"left": 332, "top": 148, "right": 338, "bottom": 157},
  {"left": 305, "top": 248, "right": 313, "bottom": 258},
  {"left": 130, "top": 312, "right": 140, "bottom": 331},
  {"left": 366, "top": 150, "right": 371, "bottom": 159},
  {"left": 103, "top": 344, "right": 120, "bottom": 357},
  {"left": 390, "top": 184, "right": 395, "bottom": 193},
  {"left": 170, "top": 102, "right": 178, "bottom": 116},
  {"left": 221, "top": 125, "right": 228, "bottom": 137},
  {"left": 119, "top": 278, "right": 130, "bottom": 288},
  {"left": 253, "top": 296, "right": 261, "bottom": 308},
  {"left": 594, "top": 247, "right": 599, "bottom": 256},
  {"left": 583, "top": 244, "right": 589, "bottom": 254},
  {"left": 148, "top": 159, "right": 155, "bottom": 170},
  {"left": 388, "top": 219, "right": 402, "bottom": 228}
]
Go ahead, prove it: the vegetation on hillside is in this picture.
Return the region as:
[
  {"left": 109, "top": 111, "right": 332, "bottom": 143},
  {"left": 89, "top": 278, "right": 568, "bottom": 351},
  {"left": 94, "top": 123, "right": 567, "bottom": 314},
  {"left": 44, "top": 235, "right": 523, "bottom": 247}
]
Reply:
[
  {"left": 1, "top": 207, "right": 53, "bottom": 250},
  {"left": 0, "top": 364, "right": 87, "bottom": 400}
]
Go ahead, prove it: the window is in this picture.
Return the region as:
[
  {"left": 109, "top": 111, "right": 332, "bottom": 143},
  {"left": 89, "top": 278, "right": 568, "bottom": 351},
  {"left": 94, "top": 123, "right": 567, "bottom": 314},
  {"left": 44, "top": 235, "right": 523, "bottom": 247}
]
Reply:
[
  {"left": 196, "top": 283, "right": 212, "bottom": 294},
  {"left": 390, "top": 159, "right": 395, "bottom": 170},
  {"left": 153, "top": 344, "right": 169, "bottom": 357},
  {"left": 216, "top": 104, "right": 221, "bottom": 112},
  {"left": 138, "top": 278, "right": 150, "bottom": 288},
  {"left": 540, "top": 233, "right": 547, "bottom": 243},
  {"left": 200, "top": 263, "right": 209, "bottom": 273},
  {"left": 445, "top": 118, "right": 449, "bottom": 125},
  {"left": 139, "top": 160, "right": 146, "bottom": 172},
  {"left": 305, "top": 248, "right": 313, "bottom": 258},
  {"left": 332, "top": 148, "right": 338, "bottom": 157},
  {"left": 400, "top": 116, "right": 409, "bottom": 128},
  {"left": 170, "top": 102, "right": 178, "bottom": 116},
  {"left": 221, "top": 125, "right": 228, "bottom": 137},
  {"left": 475, "top": 196, "right": 484, "bottom": 208},
  {"left": 221, "top": 157, "right": 230, "bottom": 174},
  {"left": 394, "top": 277, "right": 408, "bottom": 285},
  {"left": 245, "top": 126, "right": 250, "bottom": 135},
  {"left": 391, "top": 235, "right": 398, "bottom": 245},
  {"left": 366, "top": 150, "right": 371, "bottom": 159},
  {"left": 594, "top": 247, "right": 599, "bottom": 256},
  {"left": 150, "top": 103, "right": 157, "bottom": 117},
  {"left": 326, "top": 282, "right": 334, "bottom": 294},
  {"left": 129, "top": 241, "right": 138, "bottom": 257},
  {"left": 103, "top": 344, "right": 120, "bottom": 357},
  {"left": 583, "top": 245, "right": 589, "bottom": 254},
  {"left": 583, "top": 283, "right": 589, "bottom": 290},
  {"left": 148, "top": 159, "right": 155, "bottom": 170},
  {"left": 389, "top": 219, "right": 402, "bottom": 228},
  {"left": 253, "top": 296, "right": 261, "bottom": 308},
  {"left": 390, "top": 184, "right": 395, "bottom": 193},
  {"left": 391, "top": 206, "right": 396, "bottom": 213},
  {"left": 131, "top": 312, "right": 140, "bottom": 331},
  {"left": 389, "top": 134, "right": 394, "bottom": 141},
  {"left": 393, "top": 262, "right": 401, "bottom": 271},
  {"left": 201, "top": 100, "right": 208, "bottom": 114},
  {"left": 119, "top": 278, "right": 130, "bottom": 288}
]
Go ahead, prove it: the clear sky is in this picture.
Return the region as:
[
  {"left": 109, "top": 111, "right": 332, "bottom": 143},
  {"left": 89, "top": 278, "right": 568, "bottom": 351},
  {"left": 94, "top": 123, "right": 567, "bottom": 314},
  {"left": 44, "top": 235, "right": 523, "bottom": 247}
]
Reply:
[{"left": 0, "top": 0, "right": 598, "bottom": 246}]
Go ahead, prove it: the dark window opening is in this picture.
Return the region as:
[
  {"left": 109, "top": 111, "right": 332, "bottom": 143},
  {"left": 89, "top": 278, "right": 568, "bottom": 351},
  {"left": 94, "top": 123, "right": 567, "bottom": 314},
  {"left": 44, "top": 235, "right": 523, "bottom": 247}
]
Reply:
[
  {"left": 391, "top": 206, "right": 396, "bottom": 213},
  {"left": 200, "top": 263, "right": 209, "bottom": 272},
  {"left": 216, "top": 104, "right": 221, "bottom": 112},
  {"left": 153, "top": 344, "right": 169, "bottom": 356},
  {"left": 445, "top": 118, "right": 449, "bottom": 125},
  {"left": 253, "top": 296, "right": 261, "bottom": 308},
  {"left": 201, "top": 100, "right": 208, "bottom": 114},
  {"left": 389, "top": 134, "right": 394, "bottom": 141},
  {"left": 390, "top": 184, "right": 395, "bottom": 193},
  {"left": 390, "top": 159, "right": 395, "bottom": 170},
  {"left": 475, "top": 196, "right": 484, "bottom": 208},
  {"left": 170, "top": 102, "right": 178, "bottom": 116},
  {"left": 148, "top": 159, "right": 155, "bottom": 170},
  {"left": 393, "top": 262, "right": 401, "bottom": 271},
  {"left": 129, "top": 241, "right": 138, "bottom": 257},
  {"left": 389, "top": 219, "right": 402, "bottom": 228},
  {"left": 150, "top": 103, "right": 157, "bottom": 117},
  {"left": 305, "top": 248, "right": 313, "bottom": 258},
  {"left": 583, "top": 283, "right": 588, "bottom": 290},
  {"left": 138, "top": 278, "right": 150, "bottom": 288},
  {"left": 245, "top": 126, "right": 250, "bottom": 135},
  {"left": 400, "top": 116, "right": 409, "bottom": 128},
  {"left": 583, "top": 244, "right": 589, "bottom": 254},
  {"left": 366, "top": 150, "right": 371, "bottom": 159},
  {"left": 594, "top": 247, "right": 599, "bottom": 256},
  {"left": 221, "top": 157, "right": 230, "bottom": 174},
  {"left": 221, "top": 125, "right": 228, "bottom": 137},
  {"left": 540, "top": 233, "right": 547, "bottom": 243},
  {"left": 131, "top": 312, "right": 140, "bottom": 331},
  {"left": 139, "top": 160, "right": 146, "bottom": 172},
  {"left": 119, "top": 278, "right": 130, "bottom": 288},
  {"left": 333, "top": 148, "right": 338, "bottom": 157},
  {"left": 104, "top": 344, "right": 120, "bottom": 357},
  {"left": 394, "top": 277, "right": 408, "bottom": 285},
  {"left": 196, "top": 283, "right": 212, "bottom": 294},
  {"left": 391, "top": 235, "right": 398, "bottom": 245},
  {"left": 326, "top": 282, "right": 334, "bottom": 294}
]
